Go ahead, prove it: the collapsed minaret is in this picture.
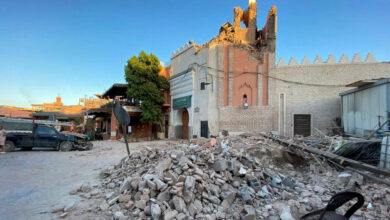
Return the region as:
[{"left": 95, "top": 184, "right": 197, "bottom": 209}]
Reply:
[
  {"left": 233, "top": 0, "right": 258, "bottom": 44},
  {"left": 198, "top": 0, "right": 277, "bottom": 61}
]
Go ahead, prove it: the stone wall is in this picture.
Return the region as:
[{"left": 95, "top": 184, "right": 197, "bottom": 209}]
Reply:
[
  {"left": 271, "top": 53, "right": 390, "bottom": 136},
  {"left": 219, "top": 105, "right": 273, "bottom": 133}
]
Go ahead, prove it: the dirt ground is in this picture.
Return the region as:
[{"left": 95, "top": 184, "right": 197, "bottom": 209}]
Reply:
[{"left": 0, "top": 140, "right": 176, "bottom": 220}]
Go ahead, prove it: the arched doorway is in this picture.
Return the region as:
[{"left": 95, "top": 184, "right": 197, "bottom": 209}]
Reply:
[{"left": 182, "top": 109, "right": 189, "bottom": 139}]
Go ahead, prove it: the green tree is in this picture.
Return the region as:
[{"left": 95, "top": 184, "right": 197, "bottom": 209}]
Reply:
[{"left": 124, "top": 51, "right": 169, "bottom": 127}]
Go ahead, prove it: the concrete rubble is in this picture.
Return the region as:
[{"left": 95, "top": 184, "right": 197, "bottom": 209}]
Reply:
[{"left": 69, "top": 135, "right": 389, "bottom": 219}]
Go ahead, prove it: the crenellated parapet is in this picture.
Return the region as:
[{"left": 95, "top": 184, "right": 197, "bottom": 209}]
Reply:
[
  {"left": 277, "top": 53, "right": 377, "bottom": 67},
  {"left": 171, "top": 40, "right": 196, "bottom": 58}
]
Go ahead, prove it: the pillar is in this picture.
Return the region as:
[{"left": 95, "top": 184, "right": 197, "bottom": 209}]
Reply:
[{"left": 110, "top": 109, "right": 117, "bottom": 140}]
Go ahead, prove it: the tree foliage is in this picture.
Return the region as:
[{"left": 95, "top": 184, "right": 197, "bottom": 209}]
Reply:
[{"left": 124, "top": 51, "right": 169, "bottom": 125}]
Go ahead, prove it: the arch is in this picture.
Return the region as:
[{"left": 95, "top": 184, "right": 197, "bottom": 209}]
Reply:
[
  {"left": 237, "top": 82, "right": 253, "bottom": 105},
  {"left": 172, "top": 108, "right": 190, "bottom": 139}
]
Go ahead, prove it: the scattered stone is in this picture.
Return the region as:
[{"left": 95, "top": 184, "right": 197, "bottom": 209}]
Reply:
[
  {"left": 147, "top": 180, "right": 157, "bottom": 190},
  {"left": 90, "top": 189, "right": 99, "bottom": 196},
  {"left": 119, "top": 177, "right": 132, "bottom": 193},
  {"left": 151, "top": 203, "right": 161, "bottom": 220},
  {"left": 108, "top": 196, "right": 119, "bottom": 206},
  {"left": 177, "top": 213, "right": 186, "bottom": 220},
  {"left": 89, "top": 136, "right": 389, "bottom": 220},
  {"left": 63, "top": 201, "right": 75, "bottom": 212},
  {"left": 237, "top": 186, "right": 252, "bottom": 202},
  {"left": 185, "top": 176, "right": 196, "bottom": 190},
  {"left": 51, "top": 206, "right": 65, "bottom": 213},
  {"left": 282, "top": 177, "right": 296, "bottom": 188},
  {"left": 144, "top": 205, "right": 151, "bottom": 216},
  {"left": 106, "top": 191, "right": 116, "bottom": 200},
  {"left": 221, "top": 190, "right": 236, "bottom": 210},
  {"left": 172, "top": 196, "right": 186, "bottom": 212},
  {"left": 107, "top": 182, "right": 116, "bottom": 189},
  {"left": 157, "top": 190, "right": 171, "bottom": 202},
  {"left": 248, "top": 176, "right": 261, "bottom": 191},
  {"left": 114, "top": 211, "right": 126, "bottom": 220},
  {"left": 275, "top": 202, "right": 295, "bottom": 220},
  {"left": 154, "top": 178, "right": 167, "bottom": 190},
  {"left": 118, "top": 194, "right": 131, "bottom": 203},
  {"left": 241, "top": 205, "right": 255, "bottom": 220},
  {"left": 336, "top": 173, "right": 352, "bottom": 187},
  {"left": 143, "top": 174, "right": 157, "bottom": 181},
  {"left": 69, "top": 189, "right": 78, "bottom": 195},
  {"left": 100, "top": 202, "right": 109, "bottom": 211},
  {"left": 164, "top": 210, "right": 178, "bottom": 220},
  {"left": 214, "top": 159, "right": 228, "bottom": 172},
  {"left": 60, "top": 212, "right": 69, "bottom": 218},
  {"left": 238, "top": 167, "right": 247, "bottom": 175},
  {"left": 188, "top": 203, "right": 199, "bottom": 217},
  {"left": 208, "top": 195, "right": 221, "bottom": 205},
  {"left": 135, "top": 200, "right": 147, "bottom": 210},
  {"left": 80, "top": 184, "right": 92, "bottom": 193}
]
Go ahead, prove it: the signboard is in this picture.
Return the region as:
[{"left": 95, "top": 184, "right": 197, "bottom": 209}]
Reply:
[{"left": 173, "top": 95, "right": 192, "bottom": 110}]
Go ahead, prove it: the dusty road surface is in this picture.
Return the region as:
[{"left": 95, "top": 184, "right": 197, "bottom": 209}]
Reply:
[{"left": 0, "top": 140, "right": 176, "bottom": 220}]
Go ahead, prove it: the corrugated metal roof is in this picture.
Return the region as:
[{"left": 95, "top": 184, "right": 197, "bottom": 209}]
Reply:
[{"left": 340, "top": 78, "right": 390, "bottom": 96}]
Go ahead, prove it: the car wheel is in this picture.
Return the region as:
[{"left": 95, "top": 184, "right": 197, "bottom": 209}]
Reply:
[
  {"left": 59, "top": 141, "right": 73, "bottom": 152},
  {"left": 21, "top": 147, "right": 33, "bottom": 151},
  {"left": 5, "top": 141, "right": 15, "bottom": 152}
]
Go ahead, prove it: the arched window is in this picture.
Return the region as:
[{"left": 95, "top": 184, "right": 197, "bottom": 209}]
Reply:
[{"left": 243, "top": 94, "right": 249, "bottom": 108}]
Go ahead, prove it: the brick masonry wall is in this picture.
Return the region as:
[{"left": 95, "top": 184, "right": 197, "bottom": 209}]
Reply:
[
  {"left": 219, "top": 106, "right": 273, "bottom": 133},
  {"left": 272, "top": 62, "right": 390, "bottom": 136}
]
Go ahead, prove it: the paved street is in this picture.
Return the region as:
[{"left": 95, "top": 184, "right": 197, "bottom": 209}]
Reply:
[{"left": 0, "top": 140, "right": 173, "bottom": 220}]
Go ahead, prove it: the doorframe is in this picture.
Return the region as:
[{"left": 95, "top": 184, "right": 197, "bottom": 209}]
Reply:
[
  {"left": 200, "top": 120, "right": 209, "bottom": 138},
  {"left": 278, "top": 93, "right": 286, "bottom": 136},
  {"left": 292, "top": 113, "right": 312, "bottom": 136},
  {"left": 182, "top": 108, "right": 189, "bottom": 139}
]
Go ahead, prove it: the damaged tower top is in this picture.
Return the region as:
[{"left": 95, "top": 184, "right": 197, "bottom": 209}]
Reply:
[
  {"left": 233, "top": 0, "right": 258, "bottom": 44},
  {"left": 201, "top": 0, "right": 277, "bottom": 57}
]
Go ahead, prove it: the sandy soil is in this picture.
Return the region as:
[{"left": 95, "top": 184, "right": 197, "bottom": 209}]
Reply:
[{"left": 0, "top": 140, "right": 176, "bottom": 220}]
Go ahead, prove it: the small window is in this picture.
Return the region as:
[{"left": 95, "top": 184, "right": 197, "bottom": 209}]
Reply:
[
  {"left": 200, "top": 82, "right": 205, "bottom": 90},
  {"left": 243, "top": 94, "right": 248, "bottom": 103}
]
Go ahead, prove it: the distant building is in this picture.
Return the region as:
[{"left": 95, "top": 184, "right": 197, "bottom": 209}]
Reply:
[
  {"left": 0, "top": 106, "right": 34, "bottom": 119},
  {"left": 31, "top": 95, "right": 109, "bottom": 114}
]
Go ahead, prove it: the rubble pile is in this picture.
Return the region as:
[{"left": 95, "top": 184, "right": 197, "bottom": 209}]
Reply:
[{"left": 74, "top": 135, "right": 389, "bottom": 219}]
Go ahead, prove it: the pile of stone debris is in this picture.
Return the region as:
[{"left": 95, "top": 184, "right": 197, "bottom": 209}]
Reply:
[{"left": 71, "top": 135, "right": 389, "bottom": 220}]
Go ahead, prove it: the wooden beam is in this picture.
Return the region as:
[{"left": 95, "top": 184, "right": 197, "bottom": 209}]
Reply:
[{"left": 260, "top": 133, "right": 390, "bottom": 177}]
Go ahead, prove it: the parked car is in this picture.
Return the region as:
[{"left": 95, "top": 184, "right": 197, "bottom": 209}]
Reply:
[{"left": 5, "top": 124, "right": 92, "bottom": 152}]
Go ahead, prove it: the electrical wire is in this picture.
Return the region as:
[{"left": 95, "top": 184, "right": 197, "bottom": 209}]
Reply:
[{"left": 188, "top": 62, "right": 349, "bottom": 88}]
